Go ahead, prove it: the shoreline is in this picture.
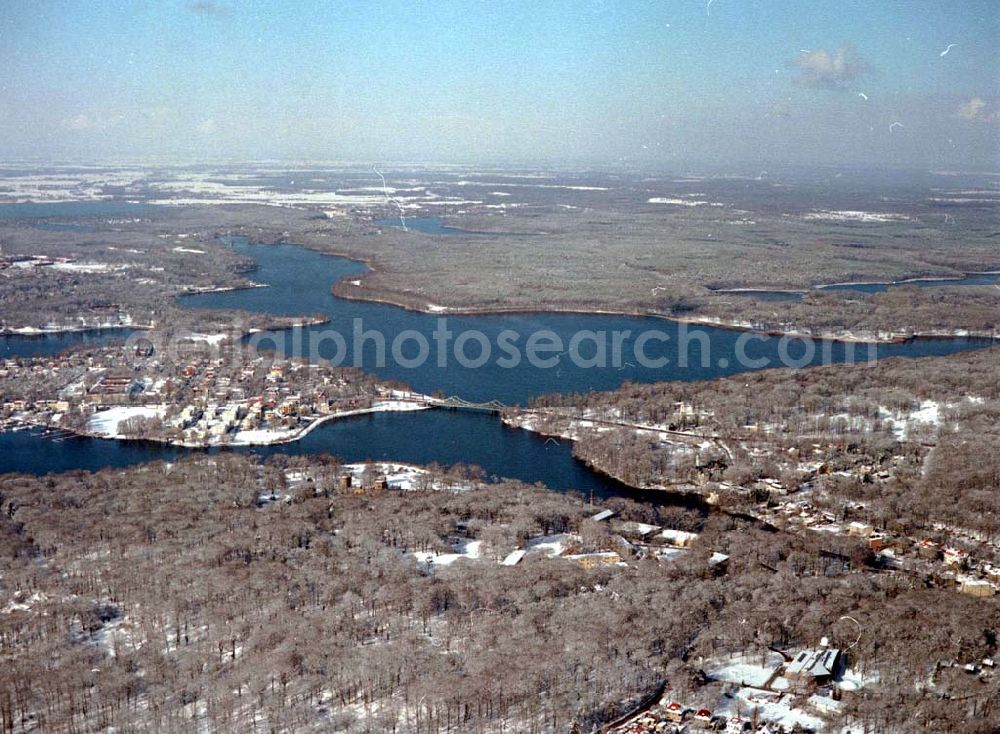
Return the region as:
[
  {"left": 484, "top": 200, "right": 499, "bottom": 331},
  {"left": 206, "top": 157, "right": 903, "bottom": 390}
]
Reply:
[
  {"left": 9, "top": 399, "right": 431, "bottom": 449},
  {"left": 500, "top": 410, "right": 781, "bottom": 526},
  {"left": 330, "top": 282, "right": 998, "bottom": 344},
  {"left": 8, "top": 408, "right": 715, "bottom": 511},
  {"left": 197, "top": 236, "right": 1000, "bottom": 346},
  {"left": 181, "top": 281, "right": 269, "bottom": 295},
  {"left": 1, "top": 323, "right": 153, "bottom": 337},
  {"left": 500, "top": 411, "right": 717, "bottom": 510},
  {"left": 7, "top": 237, "right": 988, "bottom": 349}
]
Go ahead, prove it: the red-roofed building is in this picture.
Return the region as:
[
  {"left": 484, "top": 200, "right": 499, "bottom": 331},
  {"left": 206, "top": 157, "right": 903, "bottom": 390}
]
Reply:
[{"left": 663, "top": 701, "right": 685, "bottom": 723}]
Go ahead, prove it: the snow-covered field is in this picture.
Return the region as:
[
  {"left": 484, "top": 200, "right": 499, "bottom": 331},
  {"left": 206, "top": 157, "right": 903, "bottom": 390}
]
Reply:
[
  {"left": 0, "top": 167, "right": 533, "bottom": 211},
  {"left": 704, "top": 651, "right": 784, "bottom": 688},
  {"left": 405, "top": 531, "right": 584, "bottom": 573},
  {"left": 412, "top": 539, "right": 482, "bottom": 568},
  {"left": 50, "top": 261, "right": 132, "bottom": 273},
  {"left": 453, "top": 180, "right": 608, "bottom": 191},
  {"left": 87, "top": 406, "right": 166, "bottom": 437},
  {"left": 525, "top": 533, "right": 575, "bottom": 557},
  {"left": 1, "top": 590, "right": 48, "bottom": 614},
  {"left": 4, "top": 316, "right": 142, "bottom": 335},
  {"left": 228, "top": 427, "right": 300, "bottom": 445},
  {"left": 0, "top": 170, "right": 142, "bottom": 202},
  {"left": 647, "top": 197, "right": 725, "bottom": 207},
  {"left": 142, "top": 175, "right": 498, "bottom": 211},
  {"left": 183, "top": 333, "right": 228, "bottom": 346},
  {"left": 801, "top": 209, "right": 911, "bottom": 222},
  {"left": 879, "top": 399, "right": 942, "bottom": 440},
  {"left": 836, "top": 667, "right": 879, "bottom": 692},
  {"left": 410, "top": 530, "right": 597, "bottom": 572}
]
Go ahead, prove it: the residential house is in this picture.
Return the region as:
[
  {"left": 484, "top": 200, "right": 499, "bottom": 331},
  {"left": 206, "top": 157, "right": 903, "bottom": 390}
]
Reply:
[
  {"left": 662, "top": 701, "right": 686, "bottom": 723},
  {"left": 786, "top": 647, "right": 842, "bottom": 686},
  {"left": 959, "top": 579, "right": 995, "bottom": 598},
  {"left": 564, "top": 551, "right": 624, "bottom": 568}
]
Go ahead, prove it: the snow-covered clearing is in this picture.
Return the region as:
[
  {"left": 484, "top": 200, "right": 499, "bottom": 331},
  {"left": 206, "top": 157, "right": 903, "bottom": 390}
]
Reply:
[
  {"left": 142, "top": 177, "right": 480, "bottom": 212},
  {"left": 453, "top": 181, "right": 608, "bottom": 191},
  {"left": 51, "top": 261, "right": 131, "bottom": 273},
  {"left": 5, "top": 315, "right": 140, "bottom": 334},
  {"left": 802, "top": 210, "right": 911, "bottom": 222},
  {"left": 878, "top": 399, "right": 943, "bottom": 440},
  {"left": 704, "top": 651, "right": 784, "bottom": 687},
  {"left": 525, "top": 533, "right": 575, "bottom": 558},
  {"left": 2, "top": 591, "right": 48, "bottom": 614},
  {"left": 229, "top": 428, "right": 299, "bottom": 445},
  {"left": 87, "top": 406, "right": 166, "bottom": 437},
  {"left": 340, "top": 462, "right": 431, "bottom": 491},
  {"left": 92, "top": 614, "right": 139, "bottom": 658},
  {"left": 647, "top": 197, "right": 725, "bottom": 207},
  {"left": 184, "top": 333, "right": 227, "bottom": 345},
  {"left": 837, "top": 667, "right": 879, "bottom": 692},
  {"left": 714, "top": 687, "right": 826, "bottom": 731},
  {"left": 411, "top": 539, "right": 482, "bottom": 568}
]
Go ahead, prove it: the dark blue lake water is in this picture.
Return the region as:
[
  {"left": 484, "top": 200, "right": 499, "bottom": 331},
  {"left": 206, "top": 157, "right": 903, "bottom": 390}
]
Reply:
[
  {"left": 819, "top": 274, "right": 999, "bottom": 294},
  {"left": 0, "top": 412, "right": 659, "bottom": 502},
  {"left": 180, "top": 238, "right": 994, "bottom": 405},
  {"left": 1, "top": 328, "right": 142, "bottom": 359},
  {"left": 3, "top": 231, "right": 995, "bottom": 494}
]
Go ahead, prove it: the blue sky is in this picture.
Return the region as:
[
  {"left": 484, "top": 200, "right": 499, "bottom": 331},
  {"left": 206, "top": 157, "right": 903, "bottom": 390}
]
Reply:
[{"left": 0, "top": 0, "right": 997, "bottom": 168}]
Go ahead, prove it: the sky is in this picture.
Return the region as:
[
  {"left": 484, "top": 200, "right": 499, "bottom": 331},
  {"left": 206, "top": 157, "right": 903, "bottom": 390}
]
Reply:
[{"left": 0, "top": 0, "right": 997, "bottom": 169}]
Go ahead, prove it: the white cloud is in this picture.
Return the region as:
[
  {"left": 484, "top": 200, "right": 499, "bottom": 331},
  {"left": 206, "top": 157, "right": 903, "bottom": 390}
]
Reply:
[
  {"left": 957, "top": 97, "right": 987, "bottom": 120},
  {"left": 793, "top": 44, "right": 869, "bottom": 89}
]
